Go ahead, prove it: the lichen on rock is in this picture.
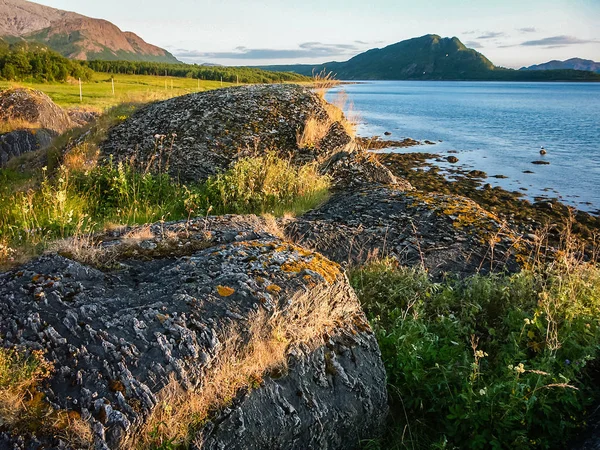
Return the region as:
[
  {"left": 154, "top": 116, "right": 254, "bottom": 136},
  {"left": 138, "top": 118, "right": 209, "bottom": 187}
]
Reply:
[{"left": 0, "top": 215, "right": 387, "bottom": 449}]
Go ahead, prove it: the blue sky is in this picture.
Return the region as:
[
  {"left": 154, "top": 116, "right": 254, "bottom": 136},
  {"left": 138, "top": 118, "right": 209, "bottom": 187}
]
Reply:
[{"left": 34, "top": 0, "right": 599, "bottom": 67}]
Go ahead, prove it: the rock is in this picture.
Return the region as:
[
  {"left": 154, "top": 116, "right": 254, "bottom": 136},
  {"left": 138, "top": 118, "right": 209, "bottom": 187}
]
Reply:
[
  {"left": 531, "top": 160, "right": 550, "bottom": 165},
  {"left": 0, "top": 128, "right": 57, "bottom": 167},
  {"left": 0, "top": 215, "right": 387, "bottom": 449},
  {"left": 0, "top": 88, "right": 72, "bottom": 134},
  {"left": 468, "top": 170, "right": 487, "bottom": 178},
  {"left": 284, "top": 187, "right": 523, "bottom": 278},
  {"left": 67, "top": 108, "right": 101, "bottom": 127},
  {"left": 446, "top": 156, "right": 459, "bottom": 163},
  {"left": 523, "top": 170, "right": 534, "bottom": 174},
  {"left": 321, "top": 147, "right": 412, "bottom": 190},
  {"left": 384, "top": 131, "right": 392, "bottom": 136},
  {"left": 0, "top": 88, "right": 74, "bottom": 166},
  {"left": 356, "top": 136, "right": 420, "bottom": 150},
  {"left": 100, "top": 85, "right": 353, "bottom": 184},
  {"left": 492, "top": 174, "right": 508, "bottom": 179}
]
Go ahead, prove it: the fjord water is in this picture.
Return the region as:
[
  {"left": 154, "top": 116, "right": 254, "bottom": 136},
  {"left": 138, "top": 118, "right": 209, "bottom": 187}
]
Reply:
[{"left": 328, "top": 81, "right": 600, "bottom": 213}]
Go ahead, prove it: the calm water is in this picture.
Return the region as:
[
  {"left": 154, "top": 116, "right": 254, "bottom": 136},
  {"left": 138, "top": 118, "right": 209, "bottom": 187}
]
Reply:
[{"left": 327, "top": 81, "right": 600, "bottom": 214}]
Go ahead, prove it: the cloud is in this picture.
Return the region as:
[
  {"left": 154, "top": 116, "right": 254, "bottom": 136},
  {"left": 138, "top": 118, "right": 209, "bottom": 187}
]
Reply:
[
  {"left": 465, "top": 41, "right": 483, "bottom": 49},
  {"left": 519, "top": 35, "right": 598, "bottom": 47},
  {"left": 517, "top": 27, "right": 537, "bottom": 33},
  {"left": 477, "top": 31, "right": 506, "bottom": 39},
  {"left": 462, "top": 30, "right": 478, "bottom": 35},
  {"left": 172, "top": 42, "right": 361, "bottom": 60}
]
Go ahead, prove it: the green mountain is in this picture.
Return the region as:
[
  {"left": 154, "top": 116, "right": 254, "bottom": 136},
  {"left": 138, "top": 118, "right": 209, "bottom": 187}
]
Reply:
[
  {"left": 259, "top": 35, "right": 600, "bottom": 81},
  {"left": 0, "top": 0, "right": 178, "bottom": 63}
]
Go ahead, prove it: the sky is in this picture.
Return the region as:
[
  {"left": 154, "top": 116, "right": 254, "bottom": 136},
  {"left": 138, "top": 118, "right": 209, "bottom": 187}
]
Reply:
[{"left": 32, "top": 0, "right": 600, "bottom": 68}]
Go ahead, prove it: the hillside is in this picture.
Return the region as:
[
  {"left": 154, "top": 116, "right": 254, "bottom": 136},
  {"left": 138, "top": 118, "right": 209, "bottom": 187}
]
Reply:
[
  {"left": 522, "top": 58, "right": 600, "bottom": 73},
  {"left": 0, "top": 0, "right": 178, "bottom": 63},
  {"left": 259, "top": 35, "right": 600, "bottom": 81}
]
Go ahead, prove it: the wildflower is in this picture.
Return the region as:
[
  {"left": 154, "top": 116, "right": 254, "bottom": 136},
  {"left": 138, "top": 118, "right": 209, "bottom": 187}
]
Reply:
[
  {"left": 515, "top": 363, "right": 525, "bottom": 374},
  {"left": 475, "top": 350, "right": 488, "bottom": 358},
  {"left": 565, "top": 359, "right": 571, "bottom": 365},
  {"left": 508, "top": 364, "right": 514, "bottom": 370},
  {"left": 479, "top": 388, "right": 487, "bottom": 396},
  {"left": 524, "top": 318, "right": 531, "bottom": 325}
]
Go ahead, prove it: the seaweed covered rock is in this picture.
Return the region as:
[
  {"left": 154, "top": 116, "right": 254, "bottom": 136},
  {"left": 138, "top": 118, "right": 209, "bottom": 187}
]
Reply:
[
  {"left": 100, "top": 84, "right": 353, "bottom": 183},
  {"left": 0, "top": 215, "right": 387, "bottom": 449},
  {"left": 321, "top": 148, "right": 412, "bottom": 190},
  {"left": 284, "top": 187, "right": 524, "bottom": 277}
]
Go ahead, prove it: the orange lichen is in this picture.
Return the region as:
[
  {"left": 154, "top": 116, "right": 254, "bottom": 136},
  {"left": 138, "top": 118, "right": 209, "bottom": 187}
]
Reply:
[
  {"left": 266, "top": 284, "right": 282, "bottom": 294},
  {"left": 217, "top": 285, "right": 235, "bottom": 297}
]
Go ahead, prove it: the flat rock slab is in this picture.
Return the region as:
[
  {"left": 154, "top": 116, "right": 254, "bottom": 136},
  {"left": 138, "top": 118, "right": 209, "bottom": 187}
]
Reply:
[
  {"left": 285, "top": 187, "right": 523, "bottom": 277},
  {"left": 101, "top": 84, "right": 352, "bottom": 183},
  {"left": 0, "top": 215, "right": 386, "bottom": 449}
]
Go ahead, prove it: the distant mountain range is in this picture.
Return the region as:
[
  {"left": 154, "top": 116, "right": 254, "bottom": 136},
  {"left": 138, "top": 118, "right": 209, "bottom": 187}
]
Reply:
[
  {"left": 521, "top": 58, "right": 600, "bottom": 74},
  {"left": 258, "top": 35, "right": 600, "bottom": 82},
  {"left": 0, "top": 0, "right": 178, "bottom": 63}
]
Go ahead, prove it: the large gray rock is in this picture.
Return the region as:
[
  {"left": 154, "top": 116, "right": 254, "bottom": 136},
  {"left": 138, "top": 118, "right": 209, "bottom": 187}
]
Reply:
[
  {"left": 284, "top": 186, "right": 523, "bottom": 277},
  {"left": 0, "top": 215, "right": 387, "bottom": 449},
  {"left": 100, "top": 84, "right": 353, "bottom": 183},
  {"left": 0, "top": 88, "right": 72, "bottom": 134}
]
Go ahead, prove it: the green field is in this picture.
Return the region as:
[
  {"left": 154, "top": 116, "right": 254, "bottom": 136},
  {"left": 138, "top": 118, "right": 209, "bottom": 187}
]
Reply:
[{"left": 0, "top": 72, "right": 237, "bottom": 110}]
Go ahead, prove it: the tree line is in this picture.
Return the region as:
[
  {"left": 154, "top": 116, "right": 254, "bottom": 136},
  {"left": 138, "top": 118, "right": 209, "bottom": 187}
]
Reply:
[
  {"left": 0, "top": 41, "right": 93, "bottom": 82},
  {"left": 82, "top": 60, "right": 309, "bottom": 83}
]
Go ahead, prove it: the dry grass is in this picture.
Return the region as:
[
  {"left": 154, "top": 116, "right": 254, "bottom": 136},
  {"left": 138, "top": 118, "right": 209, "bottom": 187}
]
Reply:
[
  {"left": 312, "top": 69, "right": 341, "bottom": 99},
  {"left": 296, "top": 88, "right": 356, "bottom": 150},
  {"left": 122, "top": 225, "right": 155, "bottom": 245},
  {"left": 130, "top": 281, "right": 363, "bottom": 449},
  {"left": 62, "top": 142, "right": 100, "bottom": 173},
  {"left": 0, "top": 347, "right": 92, "bottom": 447},
  {"left": 0, "top": 118, "right": 40, "bottom": 135},
  {"left": 296, "top": 116, "right": 334, "bottom": 149}
]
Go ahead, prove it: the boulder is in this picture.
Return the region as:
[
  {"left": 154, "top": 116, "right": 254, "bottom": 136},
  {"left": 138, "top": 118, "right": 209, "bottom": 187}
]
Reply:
[
  {"left": 0, "top": 88, "right": 72, "bottom": 134},
  {"left": 100, "top": 85, "right": 354, "bottom": 184},
  {"left": 321, "top": 148, "right": 412, "bottom": 191},
  {"left": 0, "top": 215, "right": 387, "bottom": 449},
  {"left": 0, "top": 88, "right": 73, "bottom": 166},
  {"left": 284, "top": 187, "right": 523, "bottom": 277},
  {"left": 0, "top": 128, "right": 56, "bottom": 166}
]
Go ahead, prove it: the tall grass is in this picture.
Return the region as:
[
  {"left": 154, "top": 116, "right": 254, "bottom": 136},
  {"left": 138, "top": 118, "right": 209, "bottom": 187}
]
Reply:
[
  {"left": 351, "top": 254, "right": 600, "bottom": 450},
  {"left": 0, "top": 150, "right": 330, "bottom": 267}
]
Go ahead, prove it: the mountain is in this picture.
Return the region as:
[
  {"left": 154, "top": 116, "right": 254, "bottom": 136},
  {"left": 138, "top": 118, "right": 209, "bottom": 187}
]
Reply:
[
  {"left": 521, "top": 58, "right": 600, "bottom": 74},
  {"left": 259, "top": 35, "right": 600, "bottom": 81},
  {"left": 0, "top": 0, "right": 178, "bottom": 63}
]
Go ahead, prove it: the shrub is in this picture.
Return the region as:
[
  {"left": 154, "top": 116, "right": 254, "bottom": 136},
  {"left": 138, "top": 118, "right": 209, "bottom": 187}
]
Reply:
[{"left": 351, "top": 258, "right": 600, "bottom": 450}]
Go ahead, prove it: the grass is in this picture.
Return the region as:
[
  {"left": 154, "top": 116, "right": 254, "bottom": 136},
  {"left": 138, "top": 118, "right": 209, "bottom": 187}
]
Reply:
[
  {"left": 0, "top": 347, "right": 92, "bottom": 447},
  {"left": 351, "top": 249, "right": 600, "bottom": 450},
  {"left": 0, "top": 72, "right": 235, "bottom": 110},
  {"left": 0, "top": 134, "right": 331, "bottom": 268}
]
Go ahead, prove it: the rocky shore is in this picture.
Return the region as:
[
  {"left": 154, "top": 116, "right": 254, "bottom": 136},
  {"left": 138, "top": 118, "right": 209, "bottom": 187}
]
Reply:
[{"left": 1, "top": 83, "right": 599, "bottom": 449}]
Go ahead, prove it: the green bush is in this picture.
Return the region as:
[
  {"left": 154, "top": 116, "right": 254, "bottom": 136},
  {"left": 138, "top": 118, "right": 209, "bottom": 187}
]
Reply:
[
  {"left": 204, "top": 152, "right": 330, "bottom": 215},
  {"left": 351, "top": 259, "right": 600, "bottom": 450}
]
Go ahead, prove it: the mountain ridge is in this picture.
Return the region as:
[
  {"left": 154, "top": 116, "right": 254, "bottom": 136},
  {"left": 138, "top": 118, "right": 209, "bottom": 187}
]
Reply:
[
  {"left": 521, "top": 58, "right": 600, "bottom": 74},
  {"left": 258, "top": 35, "right": 600, "bottom": 81},
  {"left": 0, "top": 0, "right": 178, "bottom": 63}
]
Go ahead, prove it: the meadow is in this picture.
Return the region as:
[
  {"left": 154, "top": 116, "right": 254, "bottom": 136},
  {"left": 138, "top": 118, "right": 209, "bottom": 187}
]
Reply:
[{"left": 0, "top": 72, "right": 236, "bottom": 110}]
